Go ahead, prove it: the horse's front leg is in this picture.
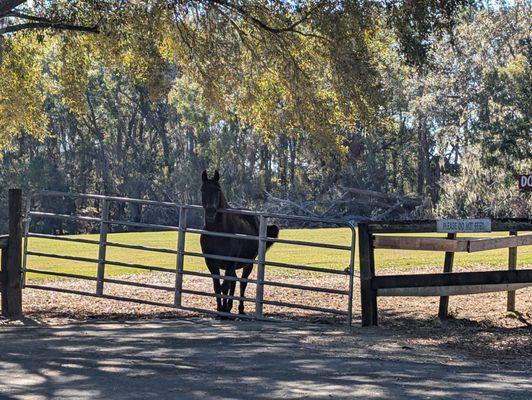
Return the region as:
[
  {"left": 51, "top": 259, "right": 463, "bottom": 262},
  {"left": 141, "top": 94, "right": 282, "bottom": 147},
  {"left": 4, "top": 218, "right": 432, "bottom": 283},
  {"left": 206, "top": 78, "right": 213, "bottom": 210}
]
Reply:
[
  {"left": 226, "top": 268, "right": 237, "bottom": 314},
  {"left": 207, "top": 263, "right": 223, "bottom": 312},
  {"left": 220, "top": 266, "right": 236, "bottom": 313}
]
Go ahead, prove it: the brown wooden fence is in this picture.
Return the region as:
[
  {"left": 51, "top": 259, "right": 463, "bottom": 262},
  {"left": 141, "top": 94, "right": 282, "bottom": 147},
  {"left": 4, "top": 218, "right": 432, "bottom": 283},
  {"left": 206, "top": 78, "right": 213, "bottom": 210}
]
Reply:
[
  {"left": 359, "top": 219, "right": 532, "bottom": 326},
  {"left": 0, "top": 189, "right": 23, "bottom": 318}
]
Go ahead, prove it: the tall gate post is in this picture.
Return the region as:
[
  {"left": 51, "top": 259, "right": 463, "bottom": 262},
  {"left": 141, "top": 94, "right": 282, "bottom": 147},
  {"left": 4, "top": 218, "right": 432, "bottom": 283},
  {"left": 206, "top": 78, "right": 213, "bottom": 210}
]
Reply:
[
  {"left": 96, "top": 199, "right": 110, "bottom": 295},
  {"left": 347, "top": 226, "right": 356, "bottom": 326},
  {"left": 359, "top": 223, "right": 377, "bottom": 326},
  {"left": 174, "top": 207, "right": 187, "bottom": 307},
  {"left": 254, "top": 215, "right": 268, "bottom": 319},
  {"left": 21, "top": 195, "right": 32, "bottom": 288},
  {"left": 2, "top": 189, "right": 23, "bottom": 317}
]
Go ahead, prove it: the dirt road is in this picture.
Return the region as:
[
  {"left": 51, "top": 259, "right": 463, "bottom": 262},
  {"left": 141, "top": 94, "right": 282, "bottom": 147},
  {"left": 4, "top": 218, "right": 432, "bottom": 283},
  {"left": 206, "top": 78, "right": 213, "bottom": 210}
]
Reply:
[{"left": 1, "top": 318, "right": 530, "bottom": 399}]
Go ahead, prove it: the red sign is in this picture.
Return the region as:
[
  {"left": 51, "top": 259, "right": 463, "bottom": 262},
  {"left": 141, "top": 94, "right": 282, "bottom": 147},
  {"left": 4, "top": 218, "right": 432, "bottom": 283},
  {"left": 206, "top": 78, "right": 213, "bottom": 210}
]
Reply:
[{"left": 519, "top": 174, "right": 532, "bottom": 190}]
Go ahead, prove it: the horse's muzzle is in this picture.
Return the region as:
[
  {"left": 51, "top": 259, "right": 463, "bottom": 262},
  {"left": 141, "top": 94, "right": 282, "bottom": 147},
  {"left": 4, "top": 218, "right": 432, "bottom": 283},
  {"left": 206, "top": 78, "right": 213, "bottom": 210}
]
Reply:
[{"left": 205, "top": 208, "right": 217, "bottom": 222}]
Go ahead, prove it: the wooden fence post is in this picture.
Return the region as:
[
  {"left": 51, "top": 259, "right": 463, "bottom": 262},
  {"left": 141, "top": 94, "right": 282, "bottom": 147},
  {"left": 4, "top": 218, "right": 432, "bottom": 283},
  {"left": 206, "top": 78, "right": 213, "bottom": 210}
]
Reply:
[
  {"left": 507, "top": 231, "right": 518, "bottom": 312},
  {"left": 2, "top": 189, "right": 23, "bottom": 317},
  {"left": 438, "top": 232, "right": 456, "bottom": 320},
  {"left": 359, "top": 223, "right": 377, "bottom": 326}
]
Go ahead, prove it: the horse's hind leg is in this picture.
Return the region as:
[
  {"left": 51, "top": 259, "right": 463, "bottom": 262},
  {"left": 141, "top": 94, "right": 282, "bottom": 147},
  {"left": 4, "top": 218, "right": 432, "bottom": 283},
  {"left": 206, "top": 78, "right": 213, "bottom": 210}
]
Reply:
[{"left": 238, "top": 264, "right": 253, "bottom": 315}]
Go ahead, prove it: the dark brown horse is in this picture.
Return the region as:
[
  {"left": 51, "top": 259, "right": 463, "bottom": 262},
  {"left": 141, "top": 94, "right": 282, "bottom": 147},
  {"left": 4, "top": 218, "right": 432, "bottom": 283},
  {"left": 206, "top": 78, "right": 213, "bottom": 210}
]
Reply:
[{"left": 200, "top": 170, "right": 279, "bottom": 314}]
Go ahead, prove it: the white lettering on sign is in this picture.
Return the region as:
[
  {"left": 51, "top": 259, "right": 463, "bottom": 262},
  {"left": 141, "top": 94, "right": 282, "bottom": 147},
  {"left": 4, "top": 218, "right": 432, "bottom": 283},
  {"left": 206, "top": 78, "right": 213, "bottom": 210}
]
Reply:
[
  {"left": 437, "top": 219, "right": 492, "bottom": 233},
  {"left": 519, "top": 174, "right": 532, "bottom": 190}
]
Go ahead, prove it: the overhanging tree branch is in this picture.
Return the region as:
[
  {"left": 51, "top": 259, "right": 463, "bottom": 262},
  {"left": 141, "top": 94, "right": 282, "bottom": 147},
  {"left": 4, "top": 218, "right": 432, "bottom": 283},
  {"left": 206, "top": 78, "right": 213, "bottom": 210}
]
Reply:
[
  {"left": 8, "top": 11, "right": 57, "bottom": 23},
  {"left": 0, "top": 21, "right": 99, "bottom": 35},
  {"left": 210, "top": 0, "right": 315, "bottom": 35}
]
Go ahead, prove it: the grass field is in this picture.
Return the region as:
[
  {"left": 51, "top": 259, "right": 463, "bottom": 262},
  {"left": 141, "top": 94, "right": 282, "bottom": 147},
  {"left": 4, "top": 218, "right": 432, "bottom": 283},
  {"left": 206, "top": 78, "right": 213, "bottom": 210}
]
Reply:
[{"left": 24, "top": 228, "right": 532, "bottom": 281}]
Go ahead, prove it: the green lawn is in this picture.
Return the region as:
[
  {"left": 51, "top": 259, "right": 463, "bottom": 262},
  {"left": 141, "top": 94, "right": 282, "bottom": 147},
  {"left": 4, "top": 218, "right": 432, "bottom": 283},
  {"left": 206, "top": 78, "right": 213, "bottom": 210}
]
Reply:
[{"left": 25, "top": 228, "right": 532, "bottom": 281}]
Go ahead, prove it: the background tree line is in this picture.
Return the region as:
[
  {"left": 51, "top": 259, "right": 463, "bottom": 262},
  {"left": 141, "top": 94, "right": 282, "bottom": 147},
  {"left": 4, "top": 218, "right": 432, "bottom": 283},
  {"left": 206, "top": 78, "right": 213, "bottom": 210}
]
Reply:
[{"left": 0, "top": 2, "right": 530, "bottom": 232}]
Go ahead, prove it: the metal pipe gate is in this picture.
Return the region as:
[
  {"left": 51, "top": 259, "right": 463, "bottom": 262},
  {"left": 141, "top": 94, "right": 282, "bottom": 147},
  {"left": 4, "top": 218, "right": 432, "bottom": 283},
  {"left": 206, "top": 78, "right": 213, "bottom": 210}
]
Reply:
[{"left": 22, "top": 191, "right": 357, "bottom": 324}]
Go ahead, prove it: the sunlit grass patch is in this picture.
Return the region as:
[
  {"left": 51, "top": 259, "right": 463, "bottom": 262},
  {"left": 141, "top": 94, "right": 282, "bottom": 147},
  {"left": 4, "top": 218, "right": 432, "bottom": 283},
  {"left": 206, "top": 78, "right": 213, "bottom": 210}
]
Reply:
[{"left": 25, "top": 228, "right": 532, "bottom": 281}]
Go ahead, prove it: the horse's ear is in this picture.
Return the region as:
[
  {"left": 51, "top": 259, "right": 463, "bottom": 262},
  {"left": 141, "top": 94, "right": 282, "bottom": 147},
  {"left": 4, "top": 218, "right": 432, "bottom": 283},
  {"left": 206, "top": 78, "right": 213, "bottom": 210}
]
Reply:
[
  {"left": 214, "top": 170, "right": 220, "bottom": 182},
  {"left": 202, "top": 170, "right": 208, "bottom": 182}
]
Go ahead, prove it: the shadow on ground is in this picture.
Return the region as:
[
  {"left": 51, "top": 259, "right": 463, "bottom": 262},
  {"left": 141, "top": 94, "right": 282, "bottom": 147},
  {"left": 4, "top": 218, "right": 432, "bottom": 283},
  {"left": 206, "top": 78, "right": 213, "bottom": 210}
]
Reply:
[
  {"left": 376, "top": 309, "right": 532, "bottom": 367},
  {"left": 1, "top": 317, "right": 531, "bottom": 399},
  {"left": 8, "top": 305, "right": 532, "bottom": 371}
]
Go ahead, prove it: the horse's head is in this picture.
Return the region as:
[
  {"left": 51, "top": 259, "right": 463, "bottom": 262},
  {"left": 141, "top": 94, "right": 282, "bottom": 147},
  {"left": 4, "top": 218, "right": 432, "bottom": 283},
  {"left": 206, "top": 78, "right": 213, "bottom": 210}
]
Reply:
[{"left": 201, "top": 169, "right": 222, "bottom": 223}]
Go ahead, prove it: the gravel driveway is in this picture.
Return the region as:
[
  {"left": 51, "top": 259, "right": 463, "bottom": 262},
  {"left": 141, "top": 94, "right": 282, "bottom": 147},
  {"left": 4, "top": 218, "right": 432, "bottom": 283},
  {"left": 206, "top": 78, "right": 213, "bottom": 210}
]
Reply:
[{"left": 1, "top": 318, "right": 531, "bottom": 399}]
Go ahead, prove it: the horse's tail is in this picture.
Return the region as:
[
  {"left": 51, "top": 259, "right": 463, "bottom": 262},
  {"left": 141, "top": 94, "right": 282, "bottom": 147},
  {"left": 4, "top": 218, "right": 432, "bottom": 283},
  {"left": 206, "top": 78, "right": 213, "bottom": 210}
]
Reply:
[{"left": 266, "top": 225, "right": 280, "bottom": 250}]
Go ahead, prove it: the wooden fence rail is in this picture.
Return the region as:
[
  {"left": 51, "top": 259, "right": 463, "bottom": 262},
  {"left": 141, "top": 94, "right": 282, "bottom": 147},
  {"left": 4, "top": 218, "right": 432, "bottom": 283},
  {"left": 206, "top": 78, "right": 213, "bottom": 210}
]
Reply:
[
  {"left": 0, "top": 189, "right": 23, "bottom": 318},
  {"left": 359, "top": 219, "right": 532, "bottom": 326}
]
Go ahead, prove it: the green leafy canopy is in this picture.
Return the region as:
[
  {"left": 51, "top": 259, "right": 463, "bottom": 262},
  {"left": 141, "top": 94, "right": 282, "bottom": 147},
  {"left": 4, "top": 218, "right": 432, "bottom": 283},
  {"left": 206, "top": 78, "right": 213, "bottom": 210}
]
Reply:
[{"left": 0, "top": 0, "right": 472, "bottom": 150}]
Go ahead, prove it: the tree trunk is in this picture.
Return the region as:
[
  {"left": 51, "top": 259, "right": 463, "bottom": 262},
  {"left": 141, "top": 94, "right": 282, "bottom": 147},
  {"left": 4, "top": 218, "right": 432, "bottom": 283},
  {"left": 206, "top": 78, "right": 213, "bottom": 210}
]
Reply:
[{"left": 417, "top": 120, "right": 430, "bottom": 197}]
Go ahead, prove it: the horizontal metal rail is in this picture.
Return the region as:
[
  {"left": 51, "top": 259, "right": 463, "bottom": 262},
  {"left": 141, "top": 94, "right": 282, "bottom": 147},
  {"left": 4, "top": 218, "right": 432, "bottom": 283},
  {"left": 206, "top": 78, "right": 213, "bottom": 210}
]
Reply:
[
  {"left": 29, "top": 232, "right": 178, "bottom": 255},
  {"left": 185, "top": 228, "right": 355, "bottom": 248},
  {"left": 103, "top": 278, "right": 175, "bottom": 292},
  {"left": 0, "top": 234, "right": 9, "bottom": 249},
  {"left": 33, "top": 190, "right": 181, "bottom": 209},
  {"left": 25, "top": 268, "right": 97, "bottom": 281},
  {"left": 259, "top": 212, "right": 352, "bottom": 226},
  {"left": 27, "top": 251, "right": 99, "bottom": 264},
  {"left": 33, "top": 190, "right": 355, "bottom": 227},
  {"left": 29, "top": 229, "right": 347, "bottom": 254},
  {"left": 29, "top": 233, "right": 101, "bottom": 245},
  {"left": 27, "top": 249, "right": 344, "bottom": 282},
  {"left": 262, "top": 299, "right": 348, "bottom": 315},
  {"left": 181, "top": 288, "right": 255, "bottom": 303},
  {"left": 28, "top": 218, "right": 352, "bottom": 255},
  {"left": 178, "top": 305, "right": 260, "bottom": 321},
  {"left": 185, "top": 251, "right": 349, "bottom": 275},
  {"left": 29, "top": 202, "right": 353, "bottom": 250},
  {"left": 265, "top": 260, "right": 349, "bottom": 275},
  {"left": 28, "top": 209, "right": 353, "bottom": 260},
  {"left": 29, "top": 211, "right": 100, "bottom": 223},
  {"left": 183, "top": 251, "right": 258, "bottom": 265},
  {"left": 263, "top": 280, "right": 350, "bottom": 295},
  {"left": 105, "top": 219, "right": 179, "bottom": 231},
  {"left": 182, "top": 269, "right": 258, "bottom": 284},
  {"left": 104, "top": 241, "right": 176, "bottom": 254},
  {"left": 185, "top": 227, "right": 259, "bottom": 241},
  {"left": 99, "top": 259, "right": 175, "bottom": 274},
  {"left": 178, "top": 305, "right": 314, "bottom": 324},
  {"left": 26, "top": 251, "right": 175, "bottom": 273},
  {"left": 26, "top": 283, "right": 270, "bottom": 322},
  {"left": 25, "top": 284, "right": 176, "bottom": 308},
  {"left": 266, "top": 237, "right": 351, "bottom": 250},
  {"left": 31, "top": 212, "right": 180, "bottom": 233}
]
